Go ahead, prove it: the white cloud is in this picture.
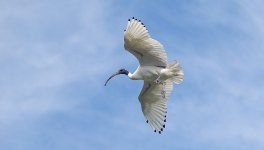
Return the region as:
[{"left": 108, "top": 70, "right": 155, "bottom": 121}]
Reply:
[
  {"left": 0, "top": 0, "right": 126, "bottom": 124},
  {"left": 1, "top": 0, "right": 264, "bottom": 149},
  {"left": 146, "top": 0, "right": 264, "bottom": 148}
]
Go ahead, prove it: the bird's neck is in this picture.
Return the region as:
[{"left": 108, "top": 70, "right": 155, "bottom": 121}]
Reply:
[
  {"left": 128, "top": 72, "right": 139, "bottom": 80},
  {"left": 128, "top": 72, "right": 134, "bottom": 80}
]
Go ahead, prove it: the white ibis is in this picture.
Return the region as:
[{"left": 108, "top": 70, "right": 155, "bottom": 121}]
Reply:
[{"left": 105, "top": 17, "right": 184, "bottom": 134}]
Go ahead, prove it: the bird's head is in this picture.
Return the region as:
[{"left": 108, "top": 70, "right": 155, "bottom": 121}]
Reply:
[{"left": 104, "top": 68, "right": 129, "bottom": 86}]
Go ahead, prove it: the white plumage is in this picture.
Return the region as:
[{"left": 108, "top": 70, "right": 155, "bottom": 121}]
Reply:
[{"left": 105, "top": 17, "right": 184, "bottom": 134}]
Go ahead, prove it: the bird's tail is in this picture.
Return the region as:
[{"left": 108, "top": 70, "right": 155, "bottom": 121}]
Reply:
[{"left": 167, "top": 60, "right": 184, "bottom": 84}]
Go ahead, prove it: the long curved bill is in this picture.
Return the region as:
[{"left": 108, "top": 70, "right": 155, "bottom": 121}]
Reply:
[{"left": 104, "top": 72, "right": 120, "bottom": 86}]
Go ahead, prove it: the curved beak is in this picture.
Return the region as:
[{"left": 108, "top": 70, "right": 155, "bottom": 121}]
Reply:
[{"left": 104, "top": 72, "right": 120, "bottom": 86}]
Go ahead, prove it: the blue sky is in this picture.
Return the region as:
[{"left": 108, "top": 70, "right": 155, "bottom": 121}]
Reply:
[{"left": 0, "top": 0, "right": 264, "bottom": 149}]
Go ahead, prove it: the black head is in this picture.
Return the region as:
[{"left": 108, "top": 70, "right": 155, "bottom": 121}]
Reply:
[
  {"left": 118, "top": 68, "right": 129, "bottom": 75},
  {"left": 104, "top": 68, "right": 129, "bottom": 86}
]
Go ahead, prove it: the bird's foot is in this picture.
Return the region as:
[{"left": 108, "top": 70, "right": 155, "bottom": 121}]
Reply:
[
  {"left": 161, "top": 90, "right": 166, "bottom": 98},
  {"left": 154, "top": 79, "right": 164, "bottom": 85}
]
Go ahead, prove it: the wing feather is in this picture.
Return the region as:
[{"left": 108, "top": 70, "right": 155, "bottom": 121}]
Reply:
[
  {"left": 138, "top": 80, "right": 173, "bottom": 133},
  {"left": 124, "top": 18, "right": 168, "bottom": 67}
]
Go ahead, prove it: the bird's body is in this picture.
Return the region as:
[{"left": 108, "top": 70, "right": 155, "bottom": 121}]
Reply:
[
  {"left": 128, "top": 66, "right": 161, "bottom": 81},
  {"left": 105, "top": 17, "right": 184, "bottom": 134}
]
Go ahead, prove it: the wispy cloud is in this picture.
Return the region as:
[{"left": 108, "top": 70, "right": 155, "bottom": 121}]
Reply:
[
  {"left": 0, "top": 0, "right": 264, "bottom": 150},
  {"left": 156, "top": 0, "right": 264, "bottom": 149},
  {"left": 0, "top": 0, "right": 124, "bottom": 124}
]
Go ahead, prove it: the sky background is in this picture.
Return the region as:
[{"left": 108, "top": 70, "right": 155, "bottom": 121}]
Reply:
[{"left": 0, "top": 0, "right": 264, "bottom": 149}]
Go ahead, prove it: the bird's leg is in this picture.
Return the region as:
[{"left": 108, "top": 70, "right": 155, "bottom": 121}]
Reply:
[
  {"left": 153, "top": 76, "right": 164, "bottom": 84},
  {"left": 161, "top": 82, "right": 166, "bottom": 98}
]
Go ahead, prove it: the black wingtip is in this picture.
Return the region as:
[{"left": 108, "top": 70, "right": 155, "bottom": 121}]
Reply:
[
  {"left": 163, "top": 125, "right": 165, "bottom": 128},
  {"left": 159, "top": 131, "right": 161, "bottom": 134},
  {"left": 146, "top": 120, "right": 148, "bottom": 123},
  {"left": 164, "top": 119, "right": 166, "bottom": 122},
  {"left": 154, "top": 130, "right": 156, "bottom": 132}
]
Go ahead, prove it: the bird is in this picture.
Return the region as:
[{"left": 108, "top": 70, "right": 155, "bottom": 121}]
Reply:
[{"left": 105, "top": 17, "right": 184, "bottom": 134}]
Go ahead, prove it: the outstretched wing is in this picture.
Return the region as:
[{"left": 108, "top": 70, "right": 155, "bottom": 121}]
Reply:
[
  {"left": 124, "top": 17, "right": 168, "bottom": 67},
  {"left": 139, "top": 80, "right": 173, "bottom": 133}
]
